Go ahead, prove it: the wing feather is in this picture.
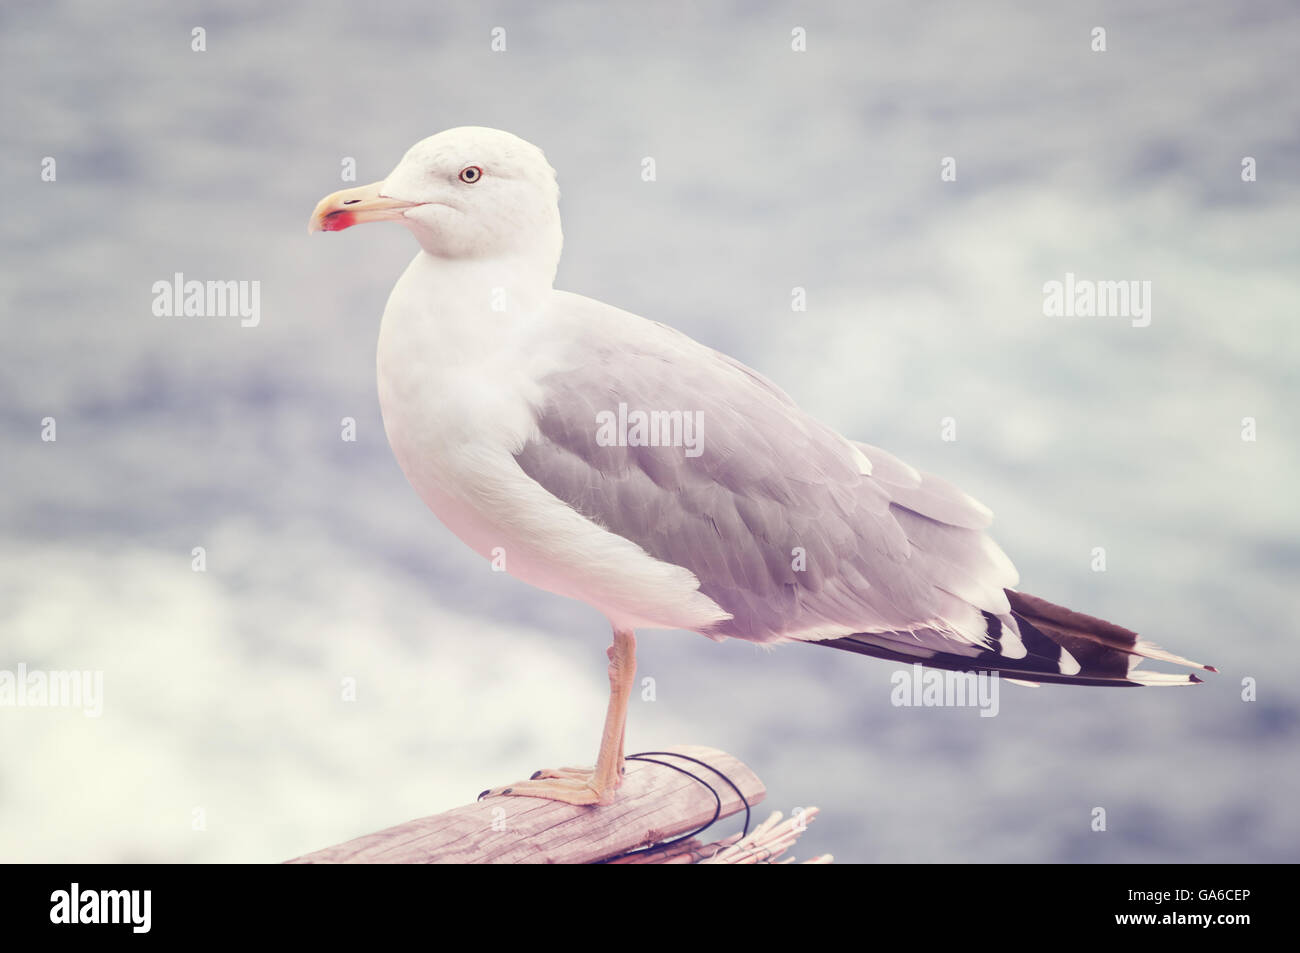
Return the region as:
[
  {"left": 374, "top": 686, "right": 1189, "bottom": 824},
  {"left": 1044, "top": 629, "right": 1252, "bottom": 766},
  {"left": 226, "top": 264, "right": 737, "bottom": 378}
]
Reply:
[{"left": 514, "top": 294, "right": 1017, "bottom": 646}]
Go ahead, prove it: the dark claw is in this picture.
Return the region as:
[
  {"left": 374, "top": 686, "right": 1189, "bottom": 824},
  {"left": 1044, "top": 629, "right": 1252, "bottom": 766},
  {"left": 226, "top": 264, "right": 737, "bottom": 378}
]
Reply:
[
  {"left": 477, "top": 789, "right": 491, "bottom": 801},
  {"left": 530, "top": 770, "right": 543, "bottom": 780}
]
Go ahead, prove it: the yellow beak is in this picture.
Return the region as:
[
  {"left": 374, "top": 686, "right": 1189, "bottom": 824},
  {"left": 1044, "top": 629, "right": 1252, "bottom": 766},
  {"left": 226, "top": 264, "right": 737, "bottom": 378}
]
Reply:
[{"left": 308, "top": 181, "right": 423, "bottom": 234}]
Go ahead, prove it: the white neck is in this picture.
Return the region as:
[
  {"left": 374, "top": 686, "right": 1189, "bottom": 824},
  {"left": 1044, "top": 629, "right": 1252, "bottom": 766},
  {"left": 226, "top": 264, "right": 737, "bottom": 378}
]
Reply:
[{"left": 380, "top": 249, "right": 560, "bottom": 371}]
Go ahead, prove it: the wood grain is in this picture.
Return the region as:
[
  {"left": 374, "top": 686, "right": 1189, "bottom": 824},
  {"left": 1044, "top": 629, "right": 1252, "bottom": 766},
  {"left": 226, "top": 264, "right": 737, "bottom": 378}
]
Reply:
[{"left": 285, "top": 744, "right": 765, "bottom": 864}]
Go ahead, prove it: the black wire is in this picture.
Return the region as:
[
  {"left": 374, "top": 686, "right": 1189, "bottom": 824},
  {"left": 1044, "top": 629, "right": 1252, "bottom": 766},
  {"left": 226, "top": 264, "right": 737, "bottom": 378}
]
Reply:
[{"left": 609, "top": 750, "right": 752, "bottom": 860}]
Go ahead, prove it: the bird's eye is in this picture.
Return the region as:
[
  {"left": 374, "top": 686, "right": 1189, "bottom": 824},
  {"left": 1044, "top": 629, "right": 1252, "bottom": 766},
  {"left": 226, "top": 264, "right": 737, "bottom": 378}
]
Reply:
[{"left": 458, "top": 166, "right": 483, "bottom": 183}]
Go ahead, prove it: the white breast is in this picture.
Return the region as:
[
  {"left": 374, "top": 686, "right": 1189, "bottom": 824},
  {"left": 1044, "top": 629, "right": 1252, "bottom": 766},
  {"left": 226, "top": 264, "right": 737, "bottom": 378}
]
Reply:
[{"left": 374, "top": 252, "right": 730, "bottom": 634}]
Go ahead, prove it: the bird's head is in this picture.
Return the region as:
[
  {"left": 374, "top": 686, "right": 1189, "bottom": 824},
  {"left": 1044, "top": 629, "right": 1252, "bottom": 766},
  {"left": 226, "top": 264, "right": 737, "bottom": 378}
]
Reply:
[{"left": 309, "top": 126, "right": 562, "bottom": 267}]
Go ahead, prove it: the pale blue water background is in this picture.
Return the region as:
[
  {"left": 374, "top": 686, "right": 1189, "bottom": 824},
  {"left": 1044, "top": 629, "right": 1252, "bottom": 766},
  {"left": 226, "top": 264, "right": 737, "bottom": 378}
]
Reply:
[{"left": 2, "top": 1, "right": 1297, "bottom": 862}]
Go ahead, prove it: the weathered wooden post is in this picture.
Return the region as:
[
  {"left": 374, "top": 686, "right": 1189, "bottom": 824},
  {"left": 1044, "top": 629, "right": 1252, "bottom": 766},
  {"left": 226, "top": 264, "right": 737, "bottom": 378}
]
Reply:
[{"left": 287, "top": 744, "right": 829, "bottom": 864}]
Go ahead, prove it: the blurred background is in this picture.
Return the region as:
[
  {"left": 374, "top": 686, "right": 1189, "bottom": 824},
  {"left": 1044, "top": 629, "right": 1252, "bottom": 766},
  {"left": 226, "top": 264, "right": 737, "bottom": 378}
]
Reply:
[{"left": 2, "top": 1, "right": 1297, "bottom": 863}]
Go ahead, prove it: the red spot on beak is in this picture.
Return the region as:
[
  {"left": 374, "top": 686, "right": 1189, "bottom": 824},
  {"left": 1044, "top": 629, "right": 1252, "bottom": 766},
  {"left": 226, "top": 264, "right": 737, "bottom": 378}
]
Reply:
[{"left": 320, "top": 211, "right": 357, "bottom": 232}]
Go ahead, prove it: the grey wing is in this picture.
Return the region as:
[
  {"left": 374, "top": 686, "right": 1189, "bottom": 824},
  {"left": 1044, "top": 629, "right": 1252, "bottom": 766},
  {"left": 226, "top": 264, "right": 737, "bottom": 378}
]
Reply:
[{"left": 514, "top": 314, "right": 1017, "bottom": 645}]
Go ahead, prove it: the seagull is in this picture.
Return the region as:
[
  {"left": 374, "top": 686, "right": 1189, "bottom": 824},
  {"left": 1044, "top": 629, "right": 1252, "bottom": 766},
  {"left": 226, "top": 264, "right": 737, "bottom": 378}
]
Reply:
[{"left": 309, "top": 127, "right": 1214, "bottom": 806}]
